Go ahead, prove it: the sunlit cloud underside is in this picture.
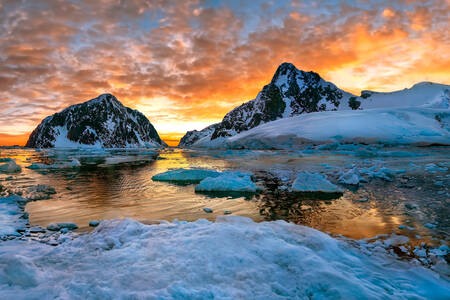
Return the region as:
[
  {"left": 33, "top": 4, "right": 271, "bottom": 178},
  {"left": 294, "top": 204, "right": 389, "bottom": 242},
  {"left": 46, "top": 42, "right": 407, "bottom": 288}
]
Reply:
[{"left": 0, "top": 0, "right": 448, "bottom": 146}]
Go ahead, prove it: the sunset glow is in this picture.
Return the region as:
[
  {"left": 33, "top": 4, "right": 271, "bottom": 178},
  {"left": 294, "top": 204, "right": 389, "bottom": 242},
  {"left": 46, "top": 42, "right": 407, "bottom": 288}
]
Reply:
[{"left": 0, "top": 0, "right": 449, "bottom": 146}]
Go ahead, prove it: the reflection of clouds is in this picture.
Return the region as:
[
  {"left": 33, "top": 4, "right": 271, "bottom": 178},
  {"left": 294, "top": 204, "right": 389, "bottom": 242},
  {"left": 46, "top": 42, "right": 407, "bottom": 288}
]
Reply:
[{"left": 0, "top": 0, "right": 448, "bottom": 145}]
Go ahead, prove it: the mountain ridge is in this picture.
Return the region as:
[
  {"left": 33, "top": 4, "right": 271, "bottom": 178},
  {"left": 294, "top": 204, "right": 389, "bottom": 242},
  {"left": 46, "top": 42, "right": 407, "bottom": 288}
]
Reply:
[
  {"left": 179, "top": 62, "right": 449, "bottom": 147},
  {"left": 26, "top": 94, "right": 166, "bottom": 148}
]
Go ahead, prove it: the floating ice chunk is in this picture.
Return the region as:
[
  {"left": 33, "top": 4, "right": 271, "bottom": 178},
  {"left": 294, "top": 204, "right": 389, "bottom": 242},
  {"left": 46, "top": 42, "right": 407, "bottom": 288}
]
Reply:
[
  {"left": 29, "top": 227, "right": 46, "bottom": 233},
  {"left": 47, "top": 222, "right": 78, "bottom": 231},
  {"left": 424, "top": 163, "right": 448, "bottom": 173},
  {"left": 195, "top": 172, "right": 261, "bottom": 193},
  {"left": 292, "top": 172, "right": 343, "bottom": 193},
  {"left": 101, "top": 155, "right": 156, "bottom": 166},
  {"left": 152, "top": 168, "right": 221, "bottom": 183},
  {"left": 23, "top": 185, "right": 56, "bottom": 201},
  {"left": 0, "top": 160, "right": 21, "bottom": 173},
  {"left": 424, "top": 223, "right": 437, "bottom": 229},
  {"left": 434, "top": 180, "right": 444, "bottom": 186},
  {"left": 338, "top": 168, "right": 366, "bottom": 185},
  {"left": 27, "top": 158, "right": 81, "bottom": 170},
  {"left": 89, "top": 220, "right": 100, "bottom": 227}
]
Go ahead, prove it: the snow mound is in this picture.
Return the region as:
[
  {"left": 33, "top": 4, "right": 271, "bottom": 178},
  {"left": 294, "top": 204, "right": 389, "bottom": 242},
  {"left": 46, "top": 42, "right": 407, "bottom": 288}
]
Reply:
[
  {"left": 0, "top": 217, "right": 448, "bottom": 299},
  {"left": 195, "top": 172, "right": 261, "bottom": 193},
  {"left": 0, "top": 160, "right": 22, "bottom": 173},
  {"left": 292, "top": 172, "right": 343, "bottom": 193},
  {"left": 193, "top": 107, "right": 450, "bottom": 149},
  {"left": 152, "top": 169, "right": 221, "bottom": 183}
]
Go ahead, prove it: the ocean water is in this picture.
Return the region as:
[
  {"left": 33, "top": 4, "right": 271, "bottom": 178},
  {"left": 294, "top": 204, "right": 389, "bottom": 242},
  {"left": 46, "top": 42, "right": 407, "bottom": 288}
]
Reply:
[{"left": 0, "top": 146, "right": 449, "bottom": 246}]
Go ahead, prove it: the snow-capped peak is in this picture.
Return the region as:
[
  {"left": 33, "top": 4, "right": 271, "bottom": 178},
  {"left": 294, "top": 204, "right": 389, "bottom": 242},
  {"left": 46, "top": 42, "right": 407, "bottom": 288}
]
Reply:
[{"left": 26, "top": 94, "right": 166, "bottom": 149}]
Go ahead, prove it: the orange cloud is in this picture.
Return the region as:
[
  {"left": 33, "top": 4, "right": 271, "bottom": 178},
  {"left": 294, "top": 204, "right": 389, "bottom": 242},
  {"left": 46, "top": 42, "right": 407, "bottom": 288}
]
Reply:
[{"left": 0, "top": 0, "right": 448, "bottom": 146}]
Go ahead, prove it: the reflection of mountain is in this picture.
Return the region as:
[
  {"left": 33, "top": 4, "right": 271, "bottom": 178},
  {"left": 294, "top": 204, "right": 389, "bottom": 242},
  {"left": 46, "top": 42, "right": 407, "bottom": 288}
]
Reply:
[{"left": 26, "top": 94, "right": 166, "bottom": 148}]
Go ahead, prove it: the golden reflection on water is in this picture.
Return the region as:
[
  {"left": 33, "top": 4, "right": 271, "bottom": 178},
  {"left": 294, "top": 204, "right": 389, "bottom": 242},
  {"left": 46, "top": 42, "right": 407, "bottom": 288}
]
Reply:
[{"left": 1, "top": 147, "right": 448, "bottom": 243}]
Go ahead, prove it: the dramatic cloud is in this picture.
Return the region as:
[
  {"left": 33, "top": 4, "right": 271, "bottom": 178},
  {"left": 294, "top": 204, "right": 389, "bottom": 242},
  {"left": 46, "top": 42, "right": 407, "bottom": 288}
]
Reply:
[{"left": 0, "top": 0, "right": 448, "bottom": 146}]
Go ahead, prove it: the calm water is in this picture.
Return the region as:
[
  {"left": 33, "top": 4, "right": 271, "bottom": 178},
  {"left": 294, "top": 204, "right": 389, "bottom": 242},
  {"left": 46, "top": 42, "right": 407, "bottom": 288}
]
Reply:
[{"left": 0, "top": 146, "right": 449, "bottom": 246}]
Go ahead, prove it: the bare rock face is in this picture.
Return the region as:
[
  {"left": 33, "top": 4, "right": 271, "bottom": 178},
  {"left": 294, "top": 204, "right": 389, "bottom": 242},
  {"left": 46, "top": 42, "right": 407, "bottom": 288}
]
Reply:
[
  {"left": 26, "top": 94, "right": 166, "bottom": 148},
  {"left": 178, "top": 123, "right": 219, "bottom": 147}
]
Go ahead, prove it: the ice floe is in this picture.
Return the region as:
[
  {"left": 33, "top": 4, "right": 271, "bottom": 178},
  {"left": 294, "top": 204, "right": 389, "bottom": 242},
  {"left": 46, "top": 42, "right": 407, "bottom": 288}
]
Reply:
[
  {"left": 0, "top": 160, "right": 21, "bottom": 173},
  {"left": 27, "top": 158, "right": 81, "bottom": 170},
  {"left": 195, "top": 172, "right": 261, "bottom": 193},
  {"left": 152, "top": 168, "right": 221, "bottom": 183},
  {"left": 291, "top": 172, "right": 343, "bottom": 193}
]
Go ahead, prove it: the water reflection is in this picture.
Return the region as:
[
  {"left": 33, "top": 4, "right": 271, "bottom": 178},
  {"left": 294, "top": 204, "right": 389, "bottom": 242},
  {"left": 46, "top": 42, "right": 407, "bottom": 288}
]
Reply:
[{"left": 0, "top": 147, "right": 448, "bottom": 245}]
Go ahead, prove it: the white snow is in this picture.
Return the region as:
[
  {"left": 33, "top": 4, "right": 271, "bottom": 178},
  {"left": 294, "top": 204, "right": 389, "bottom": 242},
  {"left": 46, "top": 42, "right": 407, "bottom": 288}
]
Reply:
[
  {"left": 195, "top": 172, "right": 261, "bottom": 193},
  {"left": 152, "top": 168, "right": 221, "bottom": 183},
  {"left": 0, "top": 195, "right": 27, "bottom": 237},
  {"left": 360, "top": 83, "right": 449, "bottom": 109},
  {"left": 0, "top": 217, "right": 448, "bottom": 299},
  {"left": 194, "top": 107, "right": 449, "bottom": 149},
  {"left": 292, "top": 172, "right": 343, "bottom": 193}
]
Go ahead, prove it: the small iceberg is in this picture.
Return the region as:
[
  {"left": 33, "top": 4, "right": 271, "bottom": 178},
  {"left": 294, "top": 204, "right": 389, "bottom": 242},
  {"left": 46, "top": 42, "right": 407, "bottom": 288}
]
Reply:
[
  {"left": 27, "top": 158, "right": 81, "bottom": 170},
  {"left": 291, "top": 173, "right": 344, "bottom": 196},
  {"left": 152, "top": 168, "right": 221, "bottom": 184},
  {"left": 195, "top": 172, "right": 261, "bottom": 193},
  {"left": 338, "top": 168, "right": 366, "bottom": 185},
  {"left": 47, "top": 222, "right": 78, "bottom": 231},
  {"left": 0, "top": 159, "right": 22, "bottom": 173}
]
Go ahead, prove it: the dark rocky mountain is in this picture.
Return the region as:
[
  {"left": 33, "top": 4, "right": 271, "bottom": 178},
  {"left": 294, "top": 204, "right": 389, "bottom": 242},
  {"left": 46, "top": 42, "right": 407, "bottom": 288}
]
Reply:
[
  {"left": 26, "top": 94, "right": 166, "bottom": 148},
  {"left": 180, "top": 62, "right": 356, "bottom": 146},
  {"left": 178, "top": 123, "right": 219, "bottom": 147}
]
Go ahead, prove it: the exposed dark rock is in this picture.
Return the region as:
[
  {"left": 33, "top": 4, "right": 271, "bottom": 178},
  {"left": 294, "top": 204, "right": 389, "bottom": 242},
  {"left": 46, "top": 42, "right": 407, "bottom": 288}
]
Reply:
[{"left": 26, "top": 94, "right": 166, "bottom": 148}]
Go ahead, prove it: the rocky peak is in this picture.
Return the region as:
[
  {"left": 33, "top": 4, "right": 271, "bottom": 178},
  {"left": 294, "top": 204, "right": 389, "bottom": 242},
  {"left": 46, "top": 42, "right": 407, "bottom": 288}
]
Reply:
[
  {"left": 209, "top": 62, "right": 351, "bottom": 140},
  {"left": 26, "top": 94, "right": 166, "bottom": 148}
]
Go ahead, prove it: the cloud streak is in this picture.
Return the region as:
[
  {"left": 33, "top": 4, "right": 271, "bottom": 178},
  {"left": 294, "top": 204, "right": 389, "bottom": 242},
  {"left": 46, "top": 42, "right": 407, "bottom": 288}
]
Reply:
[{"left": 0, "top": 0, "right": 448, "bottom": 145}]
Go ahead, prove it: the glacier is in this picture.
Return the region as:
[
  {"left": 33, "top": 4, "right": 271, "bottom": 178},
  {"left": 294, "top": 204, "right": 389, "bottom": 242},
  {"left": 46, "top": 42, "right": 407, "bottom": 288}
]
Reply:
[{"left": 191, "top": 107, "right": 449, "bottom": 149}]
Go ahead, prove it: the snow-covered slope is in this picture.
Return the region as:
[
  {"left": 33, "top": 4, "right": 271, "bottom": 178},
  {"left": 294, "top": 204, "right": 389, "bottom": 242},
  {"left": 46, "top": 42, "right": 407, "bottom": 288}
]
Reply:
[
  {"left": 26, "top": 94, "right": 166, "bottom": 148},
  {"left": 360, "top": 82, "right": 450, "bottom": 109},
  {"left": 193, "top": 107, "right": 450, "bottom": 149},
  {"left": 180, "top": 62, "right": 449, "bottom": 147}
]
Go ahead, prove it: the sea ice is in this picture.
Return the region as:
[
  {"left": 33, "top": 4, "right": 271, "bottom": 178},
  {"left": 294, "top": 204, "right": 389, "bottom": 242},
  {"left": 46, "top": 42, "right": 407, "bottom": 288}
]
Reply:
[
  {"left": 292, "top": 172, "right": 343, "bottom": 193},
  {"left": 338, "top": 168, "right": 365, "bottom": 185},
  {"left": 195, "top": 172, "right": 261, "bottom": 193},
  {"left": 152, "top": 168, "right": 221, "bottom": 183},
  {"left": 27, "top": 158, "right": 81, "bottom": 170},
  {"left": 0, "top": 160, "right": 21, "bottom": 173}
]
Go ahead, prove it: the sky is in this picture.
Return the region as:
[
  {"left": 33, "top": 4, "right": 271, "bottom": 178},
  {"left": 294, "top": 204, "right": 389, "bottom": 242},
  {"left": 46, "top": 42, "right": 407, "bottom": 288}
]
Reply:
[{"left": 0, "top": 0, "right": 449, "bottom": 146}]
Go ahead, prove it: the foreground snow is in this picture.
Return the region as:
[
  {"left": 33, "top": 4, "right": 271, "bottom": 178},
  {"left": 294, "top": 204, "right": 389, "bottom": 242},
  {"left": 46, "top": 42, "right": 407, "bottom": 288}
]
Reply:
[
  {"left": 0, "top": 217, "right": 448, "bottom": 299},
  {"left": 191, "top": 107, "right": 450, "bottom": 149}
]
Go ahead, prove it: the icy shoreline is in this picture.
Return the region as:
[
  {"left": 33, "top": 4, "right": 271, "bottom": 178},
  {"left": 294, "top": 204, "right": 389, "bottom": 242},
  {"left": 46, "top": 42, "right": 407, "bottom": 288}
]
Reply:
[{"left": 0, "top": 216, "right": 449, "bottom": 299}]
